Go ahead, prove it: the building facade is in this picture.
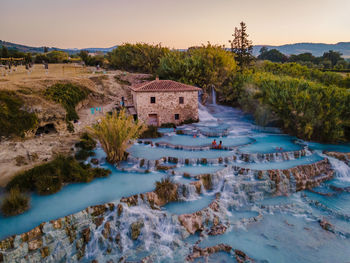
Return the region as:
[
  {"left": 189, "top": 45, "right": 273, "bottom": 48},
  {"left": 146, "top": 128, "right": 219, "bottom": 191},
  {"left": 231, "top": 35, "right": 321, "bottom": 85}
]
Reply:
[{"left": 130, "top": 80, "right": 201, "bottom": 126}]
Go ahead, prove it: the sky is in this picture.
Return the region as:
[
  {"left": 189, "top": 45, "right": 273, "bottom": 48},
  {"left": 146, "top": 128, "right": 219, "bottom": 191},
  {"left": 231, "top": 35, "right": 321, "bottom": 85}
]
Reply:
[{"left": 1, "top": 0, "right": 349, "bottom": 49}]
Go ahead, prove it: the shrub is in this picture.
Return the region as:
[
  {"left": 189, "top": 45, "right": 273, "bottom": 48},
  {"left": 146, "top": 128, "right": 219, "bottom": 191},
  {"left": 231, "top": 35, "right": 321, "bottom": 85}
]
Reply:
[
  {"left": 1, "top": 188, "right": 30, "bottom": 216},
  {"left": 181, "top": 118, "right": 199, "bottom": 125},
  {"left": 139, "top": 125, "right": 162, "bottom": 139},
  {"left": 6, "top": 155, "right": 111, "bottom": 195},
  {"left": 0, "top": 91, "right": 38, "bottom": 138},
  {"left": 176, "top": 130, "right": 184, "bottom": 135},
  {"left": 75, "top": 149, "right": 95, "bottom": 161},
  {"left": 160, "top": 123, "right": 176, "bottom": 128},
  {"left": 75, "top": 132, "right": 97, "bottom": 161},
  {"left": 88, "top": 109, "right": 146, "bottom": 163},
  {"left": 155, "top": 177, "right": 178, "bottom": 203},
  {"left": 44, "top": 83, "right": 90, "bottom": 121}
]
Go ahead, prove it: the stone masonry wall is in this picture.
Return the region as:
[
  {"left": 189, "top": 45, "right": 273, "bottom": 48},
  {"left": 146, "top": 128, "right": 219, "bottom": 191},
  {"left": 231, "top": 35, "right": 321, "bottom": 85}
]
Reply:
[{"left": 133, "top": 91, "right": 199, "bottom": 126}]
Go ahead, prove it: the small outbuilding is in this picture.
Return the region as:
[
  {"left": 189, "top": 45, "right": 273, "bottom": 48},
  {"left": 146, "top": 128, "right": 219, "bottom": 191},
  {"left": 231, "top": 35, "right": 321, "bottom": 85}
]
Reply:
[{"left": 130, "top": 79, "right": 201, "bottom": 126}]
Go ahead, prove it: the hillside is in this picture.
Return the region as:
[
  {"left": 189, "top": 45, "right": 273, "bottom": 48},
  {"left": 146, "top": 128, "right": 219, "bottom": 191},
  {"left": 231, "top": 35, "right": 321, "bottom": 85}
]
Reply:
[
  {"left": 2, "top": 40, "right": 350, "bottom": 58},
  {"left": 0, "top": 40, "right": 117, "bottom": 54},
  {"left": 253, "top": 42, "right": 350, "bottom": 58}
]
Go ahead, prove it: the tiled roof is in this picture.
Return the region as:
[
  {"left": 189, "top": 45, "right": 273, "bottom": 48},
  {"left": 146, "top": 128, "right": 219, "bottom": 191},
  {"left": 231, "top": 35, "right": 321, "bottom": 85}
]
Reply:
[{"left": 130, "top": 80, "right": 201, "bottom": 92}]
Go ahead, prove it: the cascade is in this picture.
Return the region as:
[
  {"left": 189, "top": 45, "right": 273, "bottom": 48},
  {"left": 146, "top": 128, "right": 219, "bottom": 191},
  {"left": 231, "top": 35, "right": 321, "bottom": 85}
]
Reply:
[{"left": 211, "top": 86, "right": 217, "bottom": 105}]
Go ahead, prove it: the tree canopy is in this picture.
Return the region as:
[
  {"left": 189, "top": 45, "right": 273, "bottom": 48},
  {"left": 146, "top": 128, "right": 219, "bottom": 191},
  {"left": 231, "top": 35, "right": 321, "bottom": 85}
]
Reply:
[
  {"left": 157, "top": 43, "right": 237, "bottom": 93},
  {"left": 108, "top": 43, "right": 169, "bottom": 73}
]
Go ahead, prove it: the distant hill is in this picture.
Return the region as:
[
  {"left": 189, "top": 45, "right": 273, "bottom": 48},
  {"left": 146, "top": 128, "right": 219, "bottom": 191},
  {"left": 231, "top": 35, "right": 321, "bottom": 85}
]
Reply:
[
  {"left": 253, "top": 42, "right": 350, "bottom": 58},
  {"left": 0, "top": 40, "right": 117, "bottom": 54},
  {"left": 1, "top": 40, "right": 350, "bottom": 58}
]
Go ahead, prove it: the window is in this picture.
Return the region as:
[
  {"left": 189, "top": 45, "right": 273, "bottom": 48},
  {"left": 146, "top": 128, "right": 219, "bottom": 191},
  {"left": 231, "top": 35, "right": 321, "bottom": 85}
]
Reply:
[
  {"left": 150, "top": 97, "right": 156, "bottom": 104},
  {"left": 175, "top": 114, "right": 180, "bottom": 120},
  {"left": 179, "top": 97, "right": 184, "bottom": 104}
]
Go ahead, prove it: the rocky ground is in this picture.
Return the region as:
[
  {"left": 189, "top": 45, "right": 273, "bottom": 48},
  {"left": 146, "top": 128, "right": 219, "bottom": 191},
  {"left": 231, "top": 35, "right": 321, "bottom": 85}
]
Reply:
[{"left": 0, "top": 64, "right": 151, "bottom": 187}]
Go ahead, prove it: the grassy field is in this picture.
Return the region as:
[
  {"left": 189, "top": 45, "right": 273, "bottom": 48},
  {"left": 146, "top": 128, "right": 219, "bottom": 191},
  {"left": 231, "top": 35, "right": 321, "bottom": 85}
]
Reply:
[{"left": 0, "top": 63, "right": 91, "bottom": 82}]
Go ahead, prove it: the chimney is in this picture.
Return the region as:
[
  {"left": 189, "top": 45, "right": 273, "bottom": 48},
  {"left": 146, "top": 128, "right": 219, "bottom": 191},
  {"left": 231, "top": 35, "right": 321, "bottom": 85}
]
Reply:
[{"left": 155, "top": 75, "right": 159, "bottom": 81}]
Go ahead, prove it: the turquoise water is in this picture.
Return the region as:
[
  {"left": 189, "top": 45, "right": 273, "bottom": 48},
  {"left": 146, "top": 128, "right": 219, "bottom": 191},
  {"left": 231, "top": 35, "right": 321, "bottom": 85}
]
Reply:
[
  {"left": 128, "top": 144, "right": 235, "bottom": 160},
  {"left": 0, "top": 164, "right": 162, "bottom": 240},
  {"left": 163, "top": 194, "right": 215, "bottom": 215},
  {"left": 239, "top": 134, "right": 302, "bottom": 153},
  {"left": 173, "top": 165, "right": 226, "bottom": 175},
  {"left": 305, "top": 190, "right": 350, "bottom": 215},
  {"left": 151, "top": 134, "right": 253, "bottom": 147},
  {"left": 307, "top": 142, "right": 350, "bottom": 153},
  {"left": 2, "top": 102, "right": 350, "bottom": 262},
  {"left": 198, "top": 212, "right": 350, "bottom": 263},
  {"left": 235, "top": 154, "right": 324, "bottom": 170}
]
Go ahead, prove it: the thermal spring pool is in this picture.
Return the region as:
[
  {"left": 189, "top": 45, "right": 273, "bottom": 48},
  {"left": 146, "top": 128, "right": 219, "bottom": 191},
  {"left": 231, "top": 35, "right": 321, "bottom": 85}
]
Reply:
[{"left": 1, "top": 103, "right": 350, "bottom": 263}]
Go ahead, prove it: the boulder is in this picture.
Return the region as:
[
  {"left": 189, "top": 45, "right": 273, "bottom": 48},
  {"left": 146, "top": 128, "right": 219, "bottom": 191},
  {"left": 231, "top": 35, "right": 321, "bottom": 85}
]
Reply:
[{"left": 130, "top": 220, "right": 144, "bottom": 240}]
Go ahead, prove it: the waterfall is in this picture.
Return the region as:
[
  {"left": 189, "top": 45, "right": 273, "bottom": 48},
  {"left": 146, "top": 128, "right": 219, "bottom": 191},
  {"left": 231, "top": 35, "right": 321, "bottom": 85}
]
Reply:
[
  {"left": 327, "top": 155, "right": 350, "bottom": 181},
  {"left": 198, "top": 103, "right": 217, "bottom": 122},
  {"left": 211, "top": 86, "right": 217, "bottom": 105}
]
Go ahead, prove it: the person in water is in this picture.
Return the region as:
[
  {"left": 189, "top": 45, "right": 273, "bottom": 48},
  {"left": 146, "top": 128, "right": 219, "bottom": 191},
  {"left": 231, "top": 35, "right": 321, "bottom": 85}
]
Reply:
[
  {"left": 218, "top": 141, "right": 222, "bottom": 149},
  {"left": 212, "top": 139, "right": 217, "bottom": 148}
]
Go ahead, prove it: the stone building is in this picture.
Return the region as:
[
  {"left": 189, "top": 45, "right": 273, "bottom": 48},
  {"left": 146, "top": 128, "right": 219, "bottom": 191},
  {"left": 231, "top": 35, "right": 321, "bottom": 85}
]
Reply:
[{"left": 130, "top": 79, "right": 201, "bottom": 126}]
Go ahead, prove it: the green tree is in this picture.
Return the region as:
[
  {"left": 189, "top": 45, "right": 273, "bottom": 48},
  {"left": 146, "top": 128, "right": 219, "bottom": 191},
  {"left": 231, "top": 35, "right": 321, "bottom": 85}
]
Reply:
[
  {"left": 158, "top": 44, "right": 237, "bottom": 93},
  {"left": 322, "top": 50, "right": 344, "bottom": 68},
  {"left": 46, "top": 50, "right": 69, "bottom": 63},
  {"left": 229, "top": 21, "right": 253, "bottom": 69},
  {"left": 24, "top": 53, "right": 32, "bottom": 64},
  {"left": 1, "top": 45, "right": 9, "bottom": 58},
  {"left": 257, "top": 48, "right": 288, "bottom": 63},
  {"left": 289, "top": 53, "right": 316, "bottom": 63},
  {"left": 108, "top": 43, "right": 169, "bottom": 73}
]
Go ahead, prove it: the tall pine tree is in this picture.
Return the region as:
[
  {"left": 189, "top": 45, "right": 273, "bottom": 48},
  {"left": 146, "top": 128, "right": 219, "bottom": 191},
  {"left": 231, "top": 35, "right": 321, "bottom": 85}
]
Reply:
[{"left": 229, "top": 22, "right": 253, "bottom": 69}]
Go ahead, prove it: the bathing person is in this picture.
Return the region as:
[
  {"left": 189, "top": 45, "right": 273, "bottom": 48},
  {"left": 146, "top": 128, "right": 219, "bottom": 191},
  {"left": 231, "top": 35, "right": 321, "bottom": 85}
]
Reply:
[
  {"left": 218, "top": 141, "right": 222, "bottom": 149},
  {"left": 212, "top": 139, "right": 217, "bottom": 148}
]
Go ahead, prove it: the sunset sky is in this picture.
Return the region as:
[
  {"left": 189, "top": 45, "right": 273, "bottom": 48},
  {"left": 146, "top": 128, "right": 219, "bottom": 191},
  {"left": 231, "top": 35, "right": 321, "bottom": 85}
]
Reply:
[{"left": 1, "top": 0, "right": 349, "bottom": 49}]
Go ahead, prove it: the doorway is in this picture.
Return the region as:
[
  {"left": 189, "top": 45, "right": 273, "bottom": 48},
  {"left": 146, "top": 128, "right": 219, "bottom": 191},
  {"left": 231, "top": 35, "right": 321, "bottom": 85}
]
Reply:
[{"left": 148, "top": 114, "right": 158, "bottom": 126}]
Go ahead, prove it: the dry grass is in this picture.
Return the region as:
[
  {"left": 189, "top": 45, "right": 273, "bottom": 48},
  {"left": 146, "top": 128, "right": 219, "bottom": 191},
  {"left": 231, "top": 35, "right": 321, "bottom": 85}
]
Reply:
[{"left": 0, "top": 64, "right": 90, "bottom": 83}]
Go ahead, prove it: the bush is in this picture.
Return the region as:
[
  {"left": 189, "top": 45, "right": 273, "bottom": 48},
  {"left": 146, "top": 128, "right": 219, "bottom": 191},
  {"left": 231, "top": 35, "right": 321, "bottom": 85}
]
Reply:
[
  {"left": 139, "top": 125, "right": 162, "bottom": 139},
  {"left": 155, "top": 177, "right": 178, "bottom": 203},
  {"left": 88, "top": 109, "right": 146, "bottom": 163},
  {"left": 44, "top": 83, "right": 90, "bottom": 121},
  {"left": 176, "top": 130, "right": 184, "bottom": 135},
  {"left": 75, "top": 132, "right": 97, "bottom": 161},
  {"left": 0, "top": 91, "right": 38, "bottom": 138},
  {"left": 160, "top": 123, "right": 176, "bottom": 128},
  {"left": 220, "top": 70, "right": 350, "bottom": 142},
  {"left": 181, "top": 118, "right": 199, "bottom": 125},
  {"left": 75, "top": 149, "right": 95, "bottom": 161},
  {"left": 1, "top": 188, "right": 30, "bottom": 216},
  {"left": 6, "top": 155, "right": 111, "bottom": 195}
]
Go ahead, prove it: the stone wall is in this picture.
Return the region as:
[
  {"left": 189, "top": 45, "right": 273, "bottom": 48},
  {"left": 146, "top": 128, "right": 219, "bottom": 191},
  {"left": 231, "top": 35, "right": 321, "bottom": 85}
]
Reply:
[{"left": 133, "top": 91, "right": 199, "bottom": 126}]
